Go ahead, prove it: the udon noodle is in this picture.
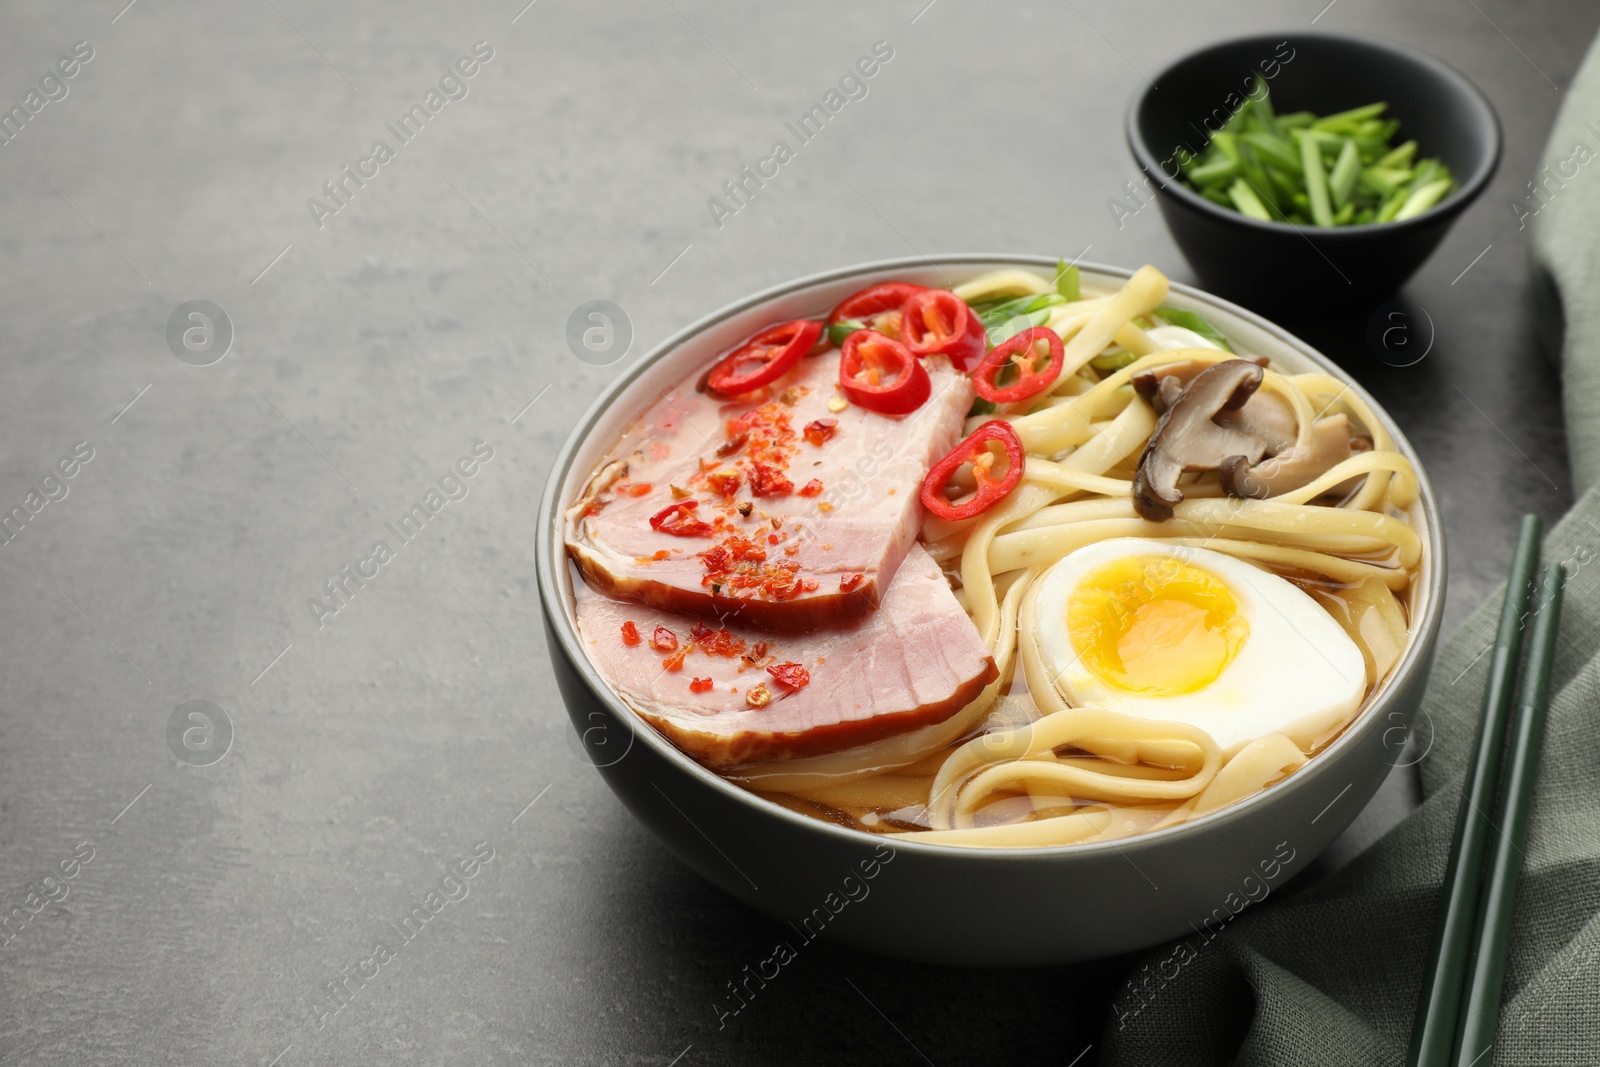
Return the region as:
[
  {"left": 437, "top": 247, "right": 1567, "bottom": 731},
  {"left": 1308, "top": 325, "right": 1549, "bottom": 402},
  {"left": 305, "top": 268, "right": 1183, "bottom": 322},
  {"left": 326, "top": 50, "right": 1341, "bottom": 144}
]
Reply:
[{"left": 720, "top": 265, "right": 1421, "bottom": 847}]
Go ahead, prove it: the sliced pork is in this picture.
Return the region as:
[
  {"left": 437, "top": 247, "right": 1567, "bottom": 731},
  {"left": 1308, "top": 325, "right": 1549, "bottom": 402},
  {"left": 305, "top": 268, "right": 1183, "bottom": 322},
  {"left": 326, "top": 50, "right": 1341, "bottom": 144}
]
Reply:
[
  {"left": 565, "top": 348, "right": 972, "bottom": 632},
  {"left": 573, "top": 543, "right": 996, "bottom": 766}
]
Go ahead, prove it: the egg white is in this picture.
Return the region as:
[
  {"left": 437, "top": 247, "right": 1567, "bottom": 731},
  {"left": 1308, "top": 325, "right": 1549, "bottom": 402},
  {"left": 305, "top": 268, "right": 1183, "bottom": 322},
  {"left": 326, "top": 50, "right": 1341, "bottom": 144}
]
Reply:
[
  {"left": 1143, "top": 323, "right": 1223, "bottom": 352},
  {"left": 1032, "top": 538, "right": 1367, "bottom": 757}
]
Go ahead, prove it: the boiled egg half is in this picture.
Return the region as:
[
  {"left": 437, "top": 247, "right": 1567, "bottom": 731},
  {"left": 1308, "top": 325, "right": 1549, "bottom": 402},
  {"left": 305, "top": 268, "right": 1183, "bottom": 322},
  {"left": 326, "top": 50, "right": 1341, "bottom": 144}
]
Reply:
[{"left": 1032, "top": 538, "right": 1366, "bottom": 756}]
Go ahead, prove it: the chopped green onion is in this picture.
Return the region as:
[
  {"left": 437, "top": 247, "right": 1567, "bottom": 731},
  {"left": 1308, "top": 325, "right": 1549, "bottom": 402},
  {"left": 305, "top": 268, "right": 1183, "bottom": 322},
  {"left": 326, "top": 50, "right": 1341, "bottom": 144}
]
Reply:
[
  {"left": 977, "top": 293, "right": 1063, "bottom": 334},
  {"left": 1268, "top": 167, "right": 1300, "bottom": 204},
  {"left": 1174, "top": 86, "right": 1450, "bottom": 227},
  {"left": 1299, "top": 131, "right": 1336, "bottom": 227},
  {"left": 827, "top": 320, "right": 865, "bottom": 346},
  {"left": 1250, "top": 76, "right": 1278, "bottom": 135},
  {"left": 1227, "top": 178, "right": 1272, "bottom": 221},
  {"left": 1407, "top": 158, "right": 1442, "bottom": 190},
  {"left": 985, "top": 307, "right": 1052, "bottom": 346},
  {"left": 1312, "top": 101, "right": 1388, "bottom": 128},
  {"left": 1187, "top": 156, "right": 1240, "bottom": 188},
  {"left": 1240, "top": 132, "right": 1302, "bottom": 175},
  {"left": 1377, "top": 189, "right": 1409, "bottom": 223},
  {"left": 1360, "top": 166, "right": 1414, "bottom": 196},
  {"left": 1393, "top": 178, "right": 1454, "bottom": 220},
  {"left": 1221, "top": 95, "right": 1253, "bottom": 134},
  {"left": 1298, "top": 128, "right": 1347, "bottom": 156},
  {"left": 1089, "top": 349, "right": 1138, "bottom": 373},
  {"left": 1236, "top": 146, "right": 1283, "bottom": 216},
  {"left": 1375, "top": 139, "right": 1417, "bottom": 170},
  {"left": 1329, "top": 139, "right": 1362, "bottom": 208},
  {"left": 1054, "top": 259, "right": 1080, "bottom": 301}
]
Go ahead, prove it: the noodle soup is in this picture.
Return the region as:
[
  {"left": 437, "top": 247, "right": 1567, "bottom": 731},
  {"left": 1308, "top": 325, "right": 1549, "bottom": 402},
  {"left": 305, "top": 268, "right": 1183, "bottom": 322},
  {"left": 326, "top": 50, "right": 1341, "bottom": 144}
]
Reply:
[{"left": 563, "top": 262, "right": 1422, "bottom": 850}]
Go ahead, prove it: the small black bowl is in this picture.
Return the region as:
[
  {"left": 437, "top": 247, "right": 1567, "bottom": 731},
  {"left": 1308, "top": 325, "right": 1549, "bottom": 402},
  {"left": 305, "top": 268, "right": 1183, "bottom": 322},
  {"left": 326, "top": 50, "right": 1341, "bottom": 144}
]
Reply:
[{"left": 1127, "top": 32, "right": 1500, "bottom": 310}]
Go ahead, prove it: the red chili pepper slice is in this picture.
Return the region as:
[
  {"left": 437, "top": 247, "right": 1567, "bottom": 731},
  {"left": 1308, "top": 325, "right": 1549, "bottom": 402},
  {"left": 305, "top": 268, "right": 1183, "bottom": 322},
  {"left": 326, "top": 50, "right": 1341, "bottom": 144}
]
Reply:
[
  {"left": 828, "top": 282, "right": 927, "bottom": 339},
  {"left": 973, "top": 326, "right": 1066, "bottom": 404},
  {"left": 920, "top": 420, "right": 1025, "bottom": 521},
  {"left": 838, "top": 330, "right": 931, "bottom": 415},
  {"left": 901, "top": 289, "right": 985, "bottom": 371},
  {"left": 704, "top": 319, "right": 822, "bottom": 398},
  {"left": 766, "top": 662, "right": 810, "bottom": 689},
  {"left": 649, "top": 499, "right": 713, "bottom": 537}
]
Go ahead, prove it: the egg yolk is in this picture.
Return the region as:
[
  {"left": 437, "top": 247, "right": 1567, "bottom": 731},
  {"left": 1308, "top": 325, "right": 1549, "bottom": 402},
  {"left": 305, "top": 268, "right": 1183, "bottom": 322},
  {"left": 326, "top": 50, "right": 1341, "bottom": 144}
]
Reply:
[{"left": 1067, "top": 554, "right": 1250, "bottom": 696}]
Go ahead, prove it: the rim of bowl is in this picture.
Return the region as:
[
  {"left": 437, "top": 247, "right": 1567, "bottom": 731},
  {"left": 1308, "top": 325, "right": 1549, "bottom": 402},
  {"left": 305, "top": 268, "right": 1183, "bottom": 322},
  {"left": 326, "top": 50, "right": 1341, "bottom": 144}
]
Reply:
[
  {"left": 536, "top": 253, "right": 1448, "bottom": 861},
  {"left": 1125, "top": 30, "right": 1502, "bottom": 238}
]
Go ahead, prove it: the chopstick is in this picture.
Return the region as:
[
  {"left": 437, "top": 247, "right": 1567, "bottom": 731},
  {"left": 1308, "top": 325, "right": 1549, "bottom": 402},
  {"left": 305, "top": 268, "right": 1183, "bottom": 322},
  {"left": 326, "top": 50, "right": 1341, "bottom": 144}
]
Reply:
[
  {"left": 1451, "top": 562, "right": 1565, "bottom": 1067},
  {"left": 1405, "top": 514, "right": 1543, "bottom": 1067}
]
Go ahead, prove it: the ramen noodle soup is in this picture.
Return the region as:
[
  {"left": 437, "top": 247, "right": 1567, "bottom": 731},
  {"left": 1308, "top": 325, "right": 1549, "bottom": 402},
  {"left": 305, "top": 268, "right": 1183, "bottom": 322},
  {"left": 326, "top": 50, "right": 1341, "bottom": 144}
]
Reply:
[{"left": 564, "top": 263, "right": 1422, "bottom": 848}]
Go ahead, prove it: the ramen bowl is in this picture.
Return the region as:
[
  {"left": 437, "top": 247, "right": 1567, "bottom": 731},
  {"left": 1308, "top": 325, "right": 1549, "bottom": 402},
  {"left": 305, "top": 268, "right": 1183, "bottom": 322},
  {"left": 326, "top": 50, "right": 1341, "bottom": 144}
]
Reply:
[{"left": 536, "top": 255, "right": 1445, "bottom": 966}]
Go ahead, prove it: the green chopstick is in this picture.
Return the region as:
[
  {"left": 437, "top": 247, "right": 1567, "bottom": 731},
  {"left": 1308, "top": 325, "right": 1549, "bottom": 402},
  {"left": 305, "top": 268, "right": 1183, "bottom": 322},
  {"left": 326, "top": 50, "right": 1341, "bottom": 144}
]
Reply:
[
  {"left": 1451, "top": 562, "right": 1566, "bottom": 1067},
  {"left": 1405, "top": 514, "right": 1543, "bottom": 1067}
]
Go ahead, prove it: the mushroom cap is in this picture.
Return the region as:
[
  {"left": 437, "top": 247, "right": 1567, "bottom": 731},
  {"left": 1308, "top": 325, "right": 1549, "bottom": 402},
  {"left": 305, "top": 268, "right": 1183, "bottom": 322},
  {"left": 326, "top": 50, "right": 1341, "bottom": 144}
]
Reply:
[
  {"left": 1134, "top": 357, "right": 1294, "bottom": 455},
  {"left": 1132, "top": 360, "right": 1269, "bottom": 521},
  {"left": 1220, "top": 413, "right": 1354, "bottom": 500}
]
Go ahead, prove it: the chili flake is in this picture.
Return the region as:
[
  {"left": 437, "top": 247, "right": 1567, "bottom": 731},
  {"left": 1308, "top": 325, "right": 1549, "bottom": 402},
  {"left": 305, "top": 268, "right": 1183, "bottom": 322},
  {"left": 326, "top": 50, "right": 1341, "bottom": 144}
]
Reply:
[
  {"left": 706, "top": 469, "right": 742, "bottom": 498},
  {"left": 748, "top": 462, "right": 794, "bottom": 497},
  {"left": 650, "top": 626, "right": 678, "bottom": 652},
  {"left": 799, "top": 479, "right": 824, "bottom": 497},
  {"left": 731, "top": 537, "right": 768, "bottom": 563},
  {"left": 802, "top": 418, "right": 837, "bottom": 447},
  {"left": 621, "top": 621, "right": 641, "bottom": 646},
  {"left": 773, "top": 576, "right": 819, "bottom": 600},
  {"left": 766, "top": 662, "right": 810, "bottom": 689},
  {"left": 690, "top": 623, "right": 746, "bottom": 658},
  {"left": 650, "top": 500, "right": 712, "bottom": 537},
  {"left": 690, "top": 677, "right": 714, "bottom": 693}
]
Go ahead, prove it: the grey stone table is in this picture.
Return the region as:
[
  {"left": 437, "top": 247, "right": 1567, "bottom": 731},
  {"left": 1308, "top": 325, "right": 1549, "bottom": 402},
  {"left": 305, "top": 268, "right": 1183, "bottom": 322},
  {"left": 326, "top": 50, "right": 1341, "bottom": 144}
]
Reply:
[{"left": 0, "top": 1, "right": 1590, "bottom": 1064}]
